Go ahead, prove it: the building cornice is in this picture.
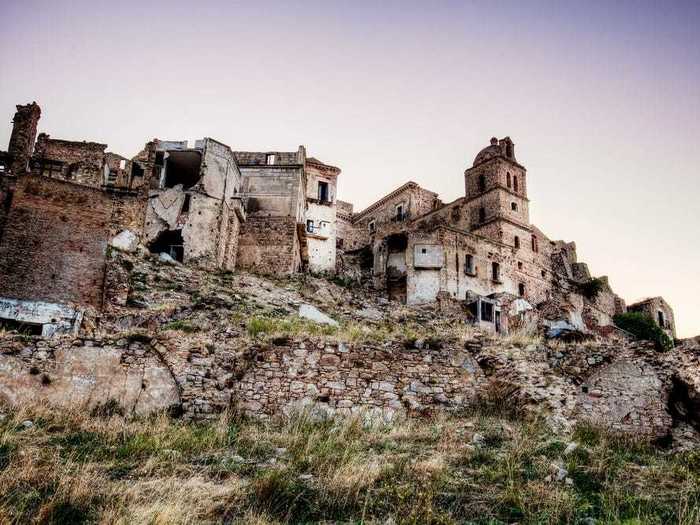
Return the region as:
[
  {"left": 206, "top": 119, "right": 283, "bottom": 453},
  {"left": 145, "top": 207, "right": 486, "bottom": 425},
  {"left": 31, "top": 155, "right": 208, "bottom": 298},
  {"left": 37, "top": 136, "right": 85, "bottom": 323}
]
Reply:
[{"left": 470, "top": 214, "right": 534, "bottom": 234}]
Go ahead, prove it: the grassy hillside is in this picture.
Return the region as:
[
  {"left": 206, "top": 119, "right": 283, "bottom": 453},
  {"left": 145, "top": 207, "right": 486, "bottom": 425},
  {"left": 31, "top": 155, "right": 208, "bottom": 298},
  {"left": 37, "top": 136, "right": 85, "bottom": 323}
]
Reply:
[{"left": 0, "top": 403, "right": 698, "bottom": 524}]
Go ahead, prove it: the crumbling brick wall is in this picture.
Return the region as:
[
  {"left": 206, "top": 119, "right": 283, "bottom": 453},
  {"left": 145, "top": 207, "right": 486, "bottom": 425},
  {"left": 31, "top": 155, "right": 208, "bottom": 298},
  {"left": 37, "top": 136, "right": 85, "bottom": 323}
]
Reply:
[
  {"left": 7, "top": 102, "right": 41, "bottom": 176},
  {"left": 237, "top": 216, "right": 301, "bottom": 274},
  {"left": 0, "top": 176, "right": 143, "bottom": 309},
  {"left": 32, "top": 134, "right": 108, "bottom": 188}
]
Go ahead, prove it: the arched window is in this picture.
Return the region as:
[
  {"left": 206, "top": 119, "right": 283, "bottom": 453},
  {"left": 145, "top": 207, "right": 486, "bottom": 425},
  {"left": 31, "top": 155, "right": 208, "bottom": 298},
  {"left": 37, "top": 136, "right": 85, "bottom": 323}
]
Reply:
[
  {"left": 514, "top": 236, "right": 520, "bottom": 249},
  {"left": 506, "top": 172, "right": 511, "bottom": 188},
  {"left": 518, "top": 283, "right": 525, "bottom": 297},
  {"left": 513, "top": 175, "right": 519, "bottom": 192},
  {"left": 478, "top": 174, "right": 486, "bottom": 192},
  {"left": 511, "top": 202, "right": 517, "bottom": 211},
  {"left": 479, "top": 207, "right": 486, "bottom": 222}
]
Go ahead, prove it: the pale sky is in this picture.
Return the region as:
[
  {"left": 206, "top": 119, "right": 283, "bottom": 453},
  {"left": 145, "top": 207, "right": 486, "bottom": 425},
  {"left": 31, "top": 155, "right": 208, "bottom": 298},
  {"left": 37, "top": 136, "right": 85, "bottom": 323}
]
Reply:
[{"left": 1, "top": 0, "right": 698, "bottom": 337}]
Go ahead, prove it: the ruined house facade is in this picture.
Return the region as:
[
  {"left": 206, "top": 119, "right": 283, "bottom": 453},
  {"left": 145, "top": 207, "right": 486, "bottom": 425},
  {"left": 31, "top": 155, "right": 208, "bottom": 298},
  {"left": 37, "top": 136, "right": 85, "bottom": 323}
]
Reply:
[
  {"left": 145, "top": 138, "right": 245, "bottom": 270},
  {"left": 0, "top": 102, "right": 676, "bottom": 339},
  {"left": 0, "top": 102, "right": 343, "bottom": 333}
]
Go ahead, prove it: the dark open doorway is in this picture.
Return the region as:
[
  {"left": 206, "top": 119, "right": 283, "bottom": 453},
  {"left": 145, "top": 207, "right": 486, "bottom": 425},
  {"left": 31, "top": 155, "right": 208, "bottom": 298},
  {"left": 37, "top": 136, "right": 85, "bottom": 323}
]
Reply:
[{"left": 149, "top": 229, "right": 185, "bottom": 262}]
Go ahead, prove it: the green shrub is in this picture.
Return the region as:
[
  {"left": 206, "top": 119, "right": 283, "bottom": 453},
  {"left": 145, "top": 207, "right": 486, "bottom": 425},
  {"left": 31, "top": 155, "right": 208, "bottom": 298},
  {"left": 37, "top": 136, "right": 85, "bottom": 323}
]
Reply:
[
  {"left": 162, "top": 320, "right": 200, "bottom": 333},
  {"left": 613, "top": 312, "right": 672, "bottom": 351}
]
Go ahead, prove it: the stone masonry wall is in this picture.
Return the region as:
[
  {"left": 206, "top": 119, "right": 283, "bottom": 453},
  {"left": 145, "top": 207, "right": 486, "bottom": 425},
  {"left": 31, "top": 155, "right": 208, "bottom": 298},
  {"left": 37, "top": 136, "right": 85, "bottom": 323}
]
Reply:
[
  {"left": 0, "top": 334, "right": 484, "bottom": 422},
  {"left": 237, "top": 216, "right": 301, "bottom": 275},
  {"left": 232, "top": 339, "right": 483, "bottom": 420},
  {"left": 32, "top": 134, "right": 108, "bottom": 188},
  {"left": 0, "top": 331, "right": 692, "bottom": 440}
]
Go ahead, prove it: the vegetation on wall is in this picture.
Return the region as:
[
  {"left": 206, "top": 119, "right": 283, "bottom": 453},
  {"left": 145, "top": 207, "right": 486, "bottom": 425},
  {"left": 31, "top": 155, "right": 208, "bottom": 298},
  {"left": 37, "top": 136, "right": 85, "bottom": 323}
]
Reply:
[{"left": 614, "top": 312, "right": 673, "bottom": 351}]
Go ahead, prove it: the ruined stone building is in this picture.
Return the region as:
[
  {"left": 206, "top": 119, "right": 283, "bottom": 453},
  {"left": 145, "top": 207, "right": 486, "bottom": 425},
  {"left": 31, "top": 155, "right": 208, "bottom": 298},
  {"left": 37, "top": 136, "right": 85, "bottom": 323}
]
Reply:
[
  {"left": 0, "top": 103, "right": 150, "bottom": 335},
  {"left": 338, "top": 137, "right": 675, "bottom": 337},
  {"left": 0, "top": 102, "right": 676, "bottom": 339},
  {"left": 627, "top": 297, "right": 676, "bottom": 339},
  {"left": 0, "top": 102, "right": 343, "bottom": 334},
  {"left": 145, "top": 138, "right": 245, "bottom": 271}
]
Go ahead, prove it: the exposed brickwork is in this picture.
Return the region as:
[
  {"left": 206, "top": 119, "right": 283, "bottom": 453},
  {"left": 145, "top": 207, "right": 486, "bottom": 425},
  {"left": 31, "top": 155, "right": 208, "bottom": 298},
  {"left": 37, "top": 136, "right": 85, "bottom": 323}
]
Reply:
[
  {"left": 7, "top": 102, "right": 41, "bottom": 176},
  {"left": 0, "top": 176, "right": 143, "bottom": 309},
  {"left": 237, "top": 216, "right": 301, "bottom": 274}
]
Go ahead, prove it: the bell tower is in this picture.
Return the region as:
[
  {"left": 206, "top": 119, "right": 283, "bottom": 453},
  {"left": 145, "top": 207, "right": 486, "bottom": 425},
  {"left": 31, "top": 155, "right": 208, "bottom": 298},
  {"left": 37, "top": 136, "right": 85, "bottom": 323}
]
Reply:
[{"left": 464, "top": 136, "right": 531, "bottom": 246}]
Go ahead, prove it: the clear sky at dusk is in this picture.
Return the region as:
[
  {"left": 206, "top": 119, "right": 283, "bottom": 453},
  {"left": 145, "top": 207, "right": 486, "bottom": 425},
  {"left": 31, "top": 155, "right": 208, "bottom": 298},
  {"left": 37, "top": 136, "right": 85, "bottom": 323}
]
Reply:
[{"left": 1, "top": 1, "right": 698, "bottom": 337}]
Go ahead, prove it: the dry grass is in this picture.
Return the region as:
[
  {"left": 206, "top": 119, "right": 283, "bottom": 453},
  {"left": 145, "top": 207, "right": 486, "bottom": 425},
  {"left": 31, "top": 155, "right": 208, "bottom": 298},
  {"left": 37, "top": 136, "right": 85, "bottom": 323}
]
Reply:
[{"left": 0, "top": 403, "right": 698, "bottom": 524}]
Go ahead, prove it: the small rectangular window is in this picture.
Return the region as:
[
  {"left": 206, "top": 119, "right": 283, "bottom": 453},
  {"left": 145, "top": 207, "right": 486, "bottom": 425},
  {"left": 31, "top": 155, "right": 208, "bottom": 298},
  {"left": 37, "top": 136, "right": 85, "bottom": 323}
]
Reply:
[
  {"left": 481, "top": 301, "right": 494, "bottom": 322},
  {"left": 368, "top": 220, "right": 376, "bottom": 233},
  {"left": 465, "top": 254, "right": 475, "bottom": 274},
  {"left": 318, "top": 181, "right": 329, "bottom": 202},
  {"left": 306, "top": 219, "right": 314, "bottom": 233},
  {"left": 266, "top": 154, "right": 276, "bottom": 165},
  {"left": 491, "top": 262, "right": 500, "bottom": 282}
]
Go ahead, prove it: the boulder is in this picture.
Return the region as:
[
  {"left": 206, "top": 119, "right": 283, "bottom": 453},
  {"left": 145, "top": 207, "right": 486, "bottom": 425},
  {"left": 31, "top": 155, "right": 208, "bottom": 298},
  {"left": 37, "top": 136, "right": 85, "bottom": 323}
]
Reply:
[
  {"left": 109, "top": 230, "right": 139, "bottom": 253},
  {"left": 298, "top": 304, "right": 339, "bottom": 327}
]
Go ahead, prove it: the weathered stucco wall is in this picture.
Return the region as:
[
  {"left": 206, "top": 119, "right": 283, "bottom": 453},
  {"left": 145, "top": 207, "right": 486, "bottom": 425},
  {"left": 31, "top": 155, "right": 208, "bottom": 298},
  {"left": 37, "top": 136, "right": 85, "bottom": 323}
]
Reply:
[{"left": 0, "top": 337, "right": 180, "bottom": 415}]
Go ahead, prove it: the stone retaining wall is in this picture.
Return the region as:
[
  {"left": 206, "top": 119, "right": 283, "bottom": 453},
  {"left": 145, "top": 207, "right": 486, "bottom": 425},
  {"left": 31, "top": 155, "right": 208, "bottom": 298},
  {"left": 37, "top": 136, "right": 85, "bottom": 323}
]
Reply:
[{"left": 0, "top": 333, "right": 694, "bottom": 440}]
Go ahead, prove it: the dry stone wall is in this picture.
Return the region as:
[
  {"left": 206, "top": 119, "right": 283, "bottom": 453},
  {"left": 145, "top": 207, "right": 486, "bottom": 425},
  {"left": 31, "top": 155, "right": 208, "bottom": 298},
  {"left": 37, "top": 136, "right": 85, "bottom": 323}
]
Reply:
[
  {"left": 1, "top": 331, "right": 696, "bottom": 443},
  {"left": 232, "top": 339, "right": 483, "bottom": 420}
]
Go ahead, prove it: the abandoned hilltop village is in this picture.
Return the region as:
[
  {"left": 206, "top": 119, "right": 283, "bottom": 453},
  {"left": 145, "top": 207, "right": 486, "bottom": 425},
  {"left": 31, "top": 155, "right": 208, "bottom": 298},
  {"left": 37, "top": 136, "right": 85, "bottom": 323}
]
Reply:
[{"left": 0, "top": 101, "right": 697, "bottom": 445}]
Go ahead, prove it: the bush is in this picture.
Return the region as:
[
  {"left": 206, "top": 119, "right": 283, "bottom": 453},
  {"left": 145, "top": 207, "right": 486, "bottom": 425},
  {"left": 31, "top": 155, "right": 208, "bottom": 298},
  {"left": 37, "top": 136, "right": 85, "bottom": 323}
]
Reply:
[
  {"left": 613, "top": 312, "right": 672, "bottom": 351},
  {"left": 162, "top": 320, "right": 200, "bottom": 333}
]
